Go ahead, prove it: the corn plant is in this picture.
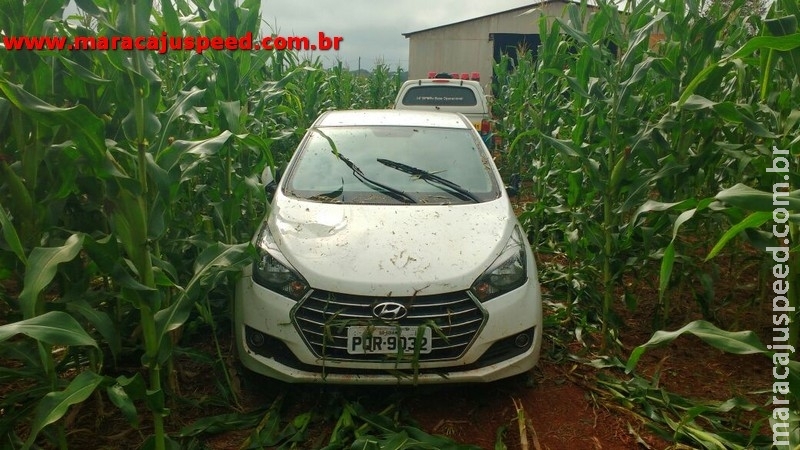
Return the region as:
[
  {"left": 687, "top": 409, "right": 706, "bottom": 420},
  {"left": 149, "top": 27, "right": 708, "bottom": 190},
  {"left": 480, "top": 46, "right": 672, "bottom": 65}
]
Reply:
[
  {"left": 491, "top": 0, "right": 797, "bottom": 444},
  {"left": 658, "top": 0, "right": 800, "bottom": 349},
  {"left": 0, "top": 0, "right": 408, "bottom": 447},
  {"left": 501, "top": 0, "right": 684, "bottom": 344},
  {"left": 0, "top": 0, "right": 264, "bottom": 447},
  {"left": 493, "top": 0, "right": 791, "bottom": 342},
  {"left": 634, "top": 1, "right": 800, "bottom": 443}
]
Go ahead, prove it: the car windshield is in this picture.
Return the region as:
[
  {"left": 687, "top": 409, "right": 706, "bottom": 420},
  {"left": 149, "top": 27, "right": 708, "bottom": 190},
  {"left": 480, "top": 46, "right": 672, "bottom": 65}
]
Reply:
[{"left": 283, "top": 125, "right": 500, "bottom": 204}]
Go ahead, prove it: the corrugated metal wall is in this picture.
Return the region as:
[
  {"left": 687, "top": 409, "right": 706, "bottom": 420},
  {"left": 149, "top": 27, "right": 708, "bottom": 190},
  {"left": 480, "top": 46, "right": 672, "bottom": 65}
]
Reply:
[{"left": 405, "top": 2, "right": 571, "bottom": 90}]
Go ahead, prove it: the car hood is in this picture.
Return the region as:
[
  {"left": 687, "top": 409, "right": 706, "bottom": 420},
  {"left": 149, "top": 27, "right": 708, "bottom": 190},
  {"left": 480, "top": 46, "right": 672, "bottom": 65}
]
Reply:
[{"left": 267, "top": 197, "right": 515, "bottom": 296}]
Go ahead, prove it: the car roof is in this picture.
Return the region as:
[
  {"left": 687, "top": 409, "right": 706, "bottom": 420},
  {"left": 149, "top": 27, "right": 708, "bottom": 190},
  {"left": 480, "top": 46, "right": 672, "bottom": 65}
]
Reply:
[
  {"left": 401, "top": 79, "right": 483, "bottom": 88},
  {"left": 313, "top": 109, "right": 472, "bottom": 129}
]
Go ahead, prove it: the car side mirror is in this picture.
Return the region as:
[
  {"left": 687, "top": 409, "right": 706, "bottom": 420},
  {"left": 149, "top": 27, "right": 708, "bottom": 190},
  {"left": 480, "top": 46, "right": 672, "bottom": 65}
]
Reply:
[
  {"left": 505, "top": 173, "right": 520, "bottom": 197},
  {"left": 262, "top": 166, "right": 282, "bottom": 201}
]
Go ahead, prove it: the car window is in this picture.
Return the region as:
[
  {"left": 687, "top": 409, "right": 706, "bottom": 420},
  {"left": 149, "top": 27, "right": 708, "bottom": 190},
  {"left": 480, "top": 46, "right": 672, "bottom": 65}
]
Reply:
[
  {"left": 400, "top": 86, "right": 478, "bottom": 107},
  {"left": 283, "top": 126, "right": 499, "bottom": 204}
]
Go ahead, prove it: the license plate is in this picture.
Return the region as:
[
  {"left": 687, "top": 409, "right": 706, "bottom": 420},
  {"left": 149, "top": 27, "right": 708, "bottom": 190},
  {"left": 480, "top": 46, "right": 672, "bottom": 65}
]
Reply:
[{"left": 347, "top": 326, "right": 432, "bottom": 355}]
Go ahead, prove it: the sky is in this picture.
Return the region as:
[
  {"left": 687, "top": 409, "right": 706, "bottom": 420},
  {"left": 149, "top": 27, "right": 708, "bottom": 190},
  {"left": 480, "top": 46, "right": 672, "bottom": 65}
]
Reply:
[{"left": 258, "top": 0, "right": 538, "bottom": 71}]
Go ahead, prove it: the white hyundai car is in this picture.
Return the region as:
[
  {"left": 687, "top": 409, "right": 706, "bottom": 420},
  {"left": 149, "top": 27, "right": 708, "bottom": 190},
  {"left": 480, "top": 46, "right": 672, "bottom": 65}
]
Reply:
[{"left": 235, "top": 109, "right": 542, "bottom": 384}]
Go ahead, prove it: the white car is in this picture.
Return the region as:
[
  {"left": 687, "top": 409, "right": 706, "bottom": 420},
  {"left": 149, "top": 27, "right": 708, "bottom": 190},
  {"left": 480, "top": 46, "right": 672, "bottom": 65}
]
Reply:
[
  {"left": 235, "top": 109, "right": 542, "bottom": 384},
  {"left": 394, "top": 76, "right": 494, "bottom": 146}
]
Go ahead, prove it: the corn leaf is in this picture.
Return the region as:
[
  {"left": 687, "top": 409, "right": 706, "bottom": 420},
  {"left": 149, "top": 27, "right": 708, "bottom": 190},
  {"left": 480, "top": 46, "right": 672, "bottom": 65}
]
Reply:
[
  {"left": 17, "top": 234, "right": 85, "bottom": 319},
  {"left": 22, "top": 0, "right": 62, "bottom": 36},
  {"left": 0, "top": 80, "right": 106, "bottom": 158},
  {"left": 24, "top": 371, "right": 105, "bottom": 450},
  {"left": 0, "top": 311, "right": 96, "bottom": 348},
  {"left": 658, "top": 242, "right": 675, "bottom": 304},
  {"left": 626, "top": 320, "right": 768, "bottom": 373},
  {"left": 66, "top": 299, "right": 121, "bottom": 358},
  {"left": 0, "top": 205, "right": 26, "bottom": 265},
  {"left": 176, "top": 409, "right": 266, "bottom": 437},
  {"left": 705, "top": 211, "right": 771, "bottom": 260},
  {"left": 106, "top": 383, "right": 140, "bottom": 428},
  {"left": 153, "top": 242, "right": 253, "bottom": 361},
  {"left": 715, "top": 183, "right": 800, "bottom": 212}
]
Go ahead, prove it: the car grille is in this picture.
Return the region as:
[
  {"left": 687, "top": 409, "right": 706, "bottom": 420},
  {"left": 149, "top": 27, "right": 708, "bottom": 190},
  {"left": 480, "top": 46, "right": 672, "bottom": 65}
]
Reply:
[{"left": 292, "top": 289, "right": 487, "bottom": 362}]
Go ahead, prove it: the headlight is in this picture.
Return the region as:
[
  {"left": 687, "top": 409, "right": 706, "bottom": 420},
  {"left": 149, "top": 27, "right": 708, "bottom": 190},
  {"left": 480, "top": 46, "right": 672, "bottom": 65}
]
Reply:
[
  {"left": 252, "top": 224, "right": 309, "bottom": 300},
  {"left": 471, "top": 227, "right": 527, "bottom": 302}
]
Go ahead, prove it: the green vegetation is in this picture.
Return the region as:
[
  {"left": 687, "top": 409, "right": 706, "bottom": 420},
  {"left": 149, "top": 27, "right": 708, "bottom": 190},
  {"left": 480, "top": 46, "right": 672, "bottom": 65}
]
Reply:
[
  {"left": 0, "top": 0, "right": 797, "bottom": 448},
  {"left": 0, "top": 0, "right": 401, "bottom": 448},
  {"left": 493, "top": 0, "right": 799, "bottom": 446}
]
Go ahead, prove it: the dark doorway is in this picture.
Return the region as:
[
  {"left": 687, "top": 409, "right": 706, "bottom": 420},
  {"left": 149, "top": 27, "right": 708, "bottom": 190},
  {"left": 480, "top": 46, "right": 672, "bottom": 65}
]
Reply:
[
  {"left": 491, "top": 33, "right": 541, "bottom": 92},
  {"left": 491, "top": 33, "right": 541, "bottom": 69}
]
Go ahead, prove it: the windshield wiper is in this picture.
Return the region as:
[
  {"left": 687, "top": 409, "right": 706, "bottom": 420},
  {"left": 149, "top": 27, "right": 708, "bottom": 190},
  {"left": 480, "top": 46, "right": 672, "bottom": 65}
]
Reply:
[
  {"left": 336, "top": 153, "right": 417, "bottom": 204},
  {"left": 312, "top": 129, "right": 416, "bottom": 204},
  {"left": 308, "top": 183, "right": 344, "bottom": 202},
  {"left": 376, "top": 158, "right": 480, "bottom": 203}
]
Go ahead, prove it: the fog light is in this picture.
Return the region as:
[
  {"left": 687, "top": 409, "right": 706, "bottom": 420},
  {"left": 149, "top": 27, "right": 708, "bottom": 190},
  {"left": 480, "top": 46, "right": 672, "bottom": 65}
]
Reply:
[
  {"left": 514, "top": 333, "right": 530, "bottom": 348},
  {"left": 472, "top": 282, "right": 491, "bottom": 301},
  {"left": 248, "top": 330, "right": 266, "bottom": 348},
  {"left": 289, "top": 280, "right": 308, "bottom": 299}
]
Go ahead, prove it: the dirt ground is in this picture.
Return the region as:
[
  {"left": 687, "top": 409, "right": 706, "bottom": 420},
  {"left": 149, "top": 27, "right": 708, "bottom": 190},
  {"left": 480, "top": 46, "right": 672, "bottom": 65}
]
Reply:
[
  {"left": 4, "top": 311, "right": 773, "bottom": 450},
  {"left": 207, "top": 361, "right": 666, "bottom": 450},
  {"left": 193, "top": 322, "right": 770, "bottom": 450},
  {"left": 2, "top": 241, "right": 774, "bottom": 449},
  {"left": 152, "top": 266, "right": 772, "bottom": 450}
]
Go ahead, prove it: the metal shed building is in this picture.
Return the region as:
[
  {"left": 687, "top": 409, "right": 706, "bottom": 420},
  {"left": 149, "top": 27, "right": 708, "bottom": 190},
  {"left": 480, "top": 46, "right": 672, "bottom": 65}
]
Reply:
[{"left": 402, "top": 0, "right": 594, "bottom": 88}]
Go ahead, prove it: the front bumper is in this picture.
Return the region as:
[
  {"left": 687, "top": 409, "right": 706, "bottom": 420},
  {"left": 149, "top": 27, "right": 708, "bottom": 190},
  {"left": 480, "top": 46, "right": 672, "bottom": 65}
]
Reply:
[{"left": 234, "top": 268, "right": 542, "bottom": 384}]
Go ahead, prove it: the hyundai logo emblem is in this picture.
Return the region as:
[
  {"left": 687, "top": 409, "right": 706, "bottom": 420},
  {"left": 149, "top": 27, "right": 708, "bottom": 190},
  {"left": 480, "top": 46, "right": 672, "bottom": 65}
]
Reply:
[{"left": 372, "top": 302, "right": 408, "bottom": 320}]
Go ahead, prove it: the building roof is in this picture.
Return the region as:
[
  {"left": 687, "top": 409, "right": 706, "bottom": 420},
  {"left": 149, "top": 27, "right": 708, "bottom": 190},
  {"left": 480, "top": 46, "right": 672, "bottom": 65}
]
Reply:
[{"left": 402, "top": 0, "right": 616, "bottom": 37}]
